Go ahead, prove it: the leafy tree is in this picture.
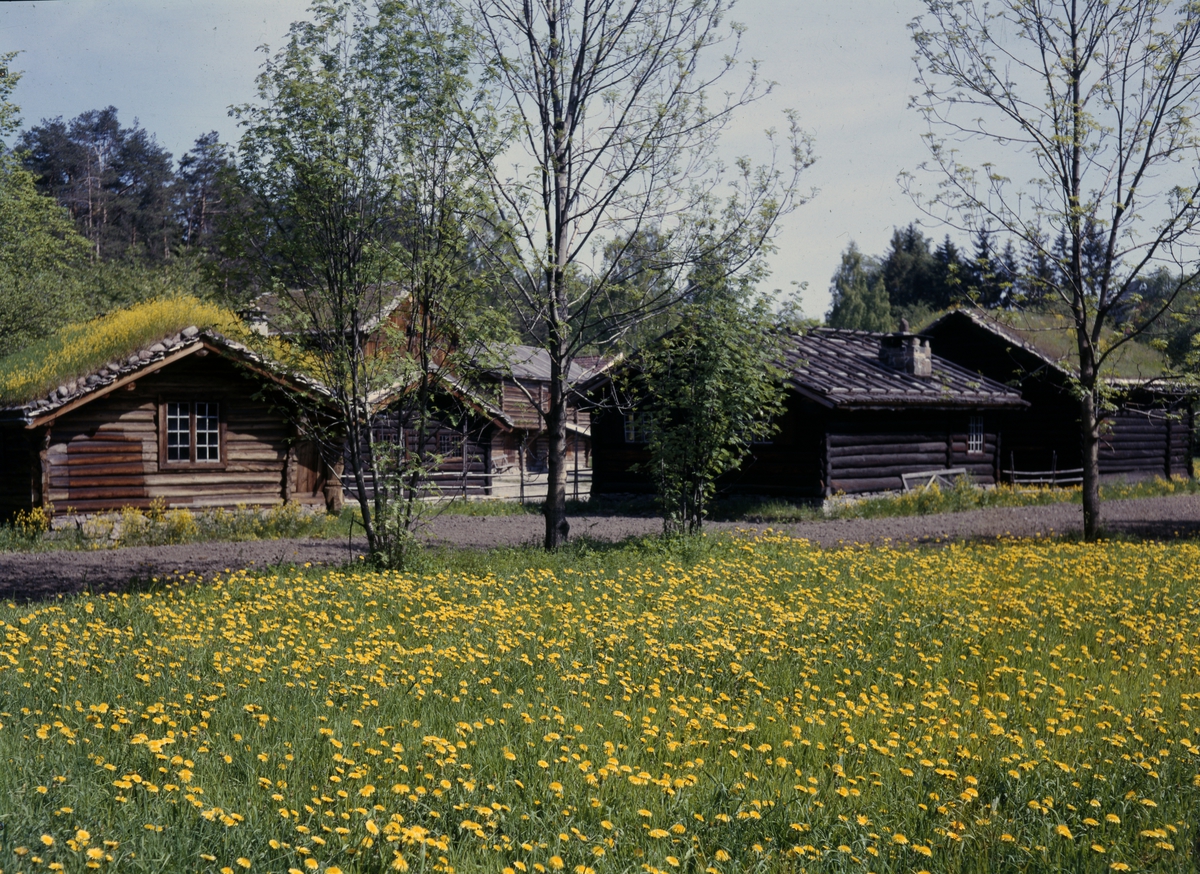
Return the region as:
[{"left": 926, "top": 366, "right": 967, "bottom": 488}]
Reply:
[
  {"left": 466, "top": 0, "right": 813, "bottom": 548},
  {"left": 911, "top": 0, "right": 1200, "bottom": 539},
  {"left": 0, "top": 54, "right": 91, "bottom": 356},
  {"left": 232, "top": 0, "right": 491, "bottom": 567},
  {"left": 635, "top": 261, "right": 785, "bottom": 535},
  {"left": 826, "top": 242, "right": 892, "bottom": 331}
]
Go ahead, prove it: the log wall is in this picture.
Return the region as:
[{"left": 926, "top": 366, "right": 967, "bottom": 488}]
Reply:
[
  {"left": 40, "top": 354, "right": 309, "bottom": 514},
  {"left": 589, "top": 395, "right": 1002, "bottom": 498},
  {"left": 826, "top": 410, "right": 999, "bottom": 494},
  {"left": 1100, "top": 403, "right": 1193, "bottom": 479}
]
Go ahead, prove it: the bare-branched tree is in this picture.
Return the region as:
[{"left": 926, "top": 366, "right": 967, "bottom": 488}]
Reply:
[
  {"left": 909, "top": 0, "right": 1200, "bottom": 540},
  {"left": 465, "top": 0, "right": 814, "bottom": 548}
]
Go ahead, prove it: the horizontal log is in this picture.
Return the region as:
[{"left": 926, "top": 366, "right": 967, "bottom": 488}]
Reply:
[
  {"left": 60, "top": 442, "right": 147, "bottom": 456},
  {"left": 830, "top": 476, "right": 904, "bottom": 493},
  {"left": 829, "top": 463, "right": 961, "bottom": 479},
  {"left": 145, "top": 472, "right": 282, "bottom": 487},
  {"left": 1099, "top": 446, "right": 1166, "bottom": 461},
  {"left": 60, "top": 454, "right": 147, "bottom": 469},
  {"left": 62, "top": 486, "right": 148, "bottom": 500},
  {"left": 830, "top": 453, "right": 949, "bottom": 469},
  {"left": 51, "top": 463, "right": 145, "bottom": 480},
  {"left": 828, "top": 432, "right": 950, "bottom": 448},
  {"left": 827, "top": 441, "right": 947, "bottom": 458}
]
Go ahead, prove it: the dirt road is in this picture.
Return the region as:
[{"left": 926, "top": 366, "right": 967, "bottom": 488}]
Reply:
[{"left": 3, "top": 494, "right": 1200, "bottom": 601}]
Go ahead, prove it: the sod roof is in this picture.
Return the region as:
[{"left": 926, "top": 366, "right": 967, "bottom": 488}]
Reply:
[
  {"left": 920, "top": 308, "right": 1176, "bottom": 383},
  {"left": 0, "top": 297, "right": 333, "bottom": 422}
]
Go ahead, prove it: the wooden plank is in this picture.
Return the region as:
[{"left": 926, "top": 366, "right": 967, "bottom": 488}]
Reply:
[
  {"left": 62, "top": 486, "right": 148, "bottom": 500},
  {"left": 62, "top": 455, "right": 145, "bottom": 469},
  {"left": 827, "top": 441, "right": 948, "bottom": 458},
  {"left": 828, "top": 432, "right": 949, "bottom": 448},
  {"left": 829, "top": 453, "right": 948, "bottom": 470},
  {"left": 830, "top": 476, "right": 904, "bottom": 492}
]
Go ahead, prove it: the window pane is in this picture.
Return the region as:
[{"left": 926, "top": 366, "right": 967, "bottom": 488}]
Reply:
[
  {"left": 968, "top": 415, "right": 984, "bottom": 454},
  {"left": 438, "top": 432, "right": 462, "bottom": 457},
  {"left": 166, "top": 402, "right": 190, "bottom": 462},
  {"left": 195, "top": 402, "right": 220, "bottom": 462}
]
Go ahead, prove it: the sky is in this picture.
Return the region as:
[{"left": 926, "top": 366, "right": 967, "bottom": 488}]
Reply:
[{"left": 0, "top": 0, "right": 942, "bottom": 319}]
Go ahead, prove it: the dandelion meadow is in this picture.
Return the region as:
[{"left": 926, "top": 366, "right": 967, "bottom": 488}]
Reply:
[{"left": 1, "top": 534, "right": 1198, "bottom": 873}]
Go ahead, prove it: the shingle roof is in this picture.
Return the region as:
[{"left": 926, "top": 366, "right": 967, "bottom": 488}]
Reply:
[
  {"left": 489, "top": 345, "right": 610, "bottom": 384},
  {"left": 784, "top": 328, "right": 1026, "bottom": 409}
]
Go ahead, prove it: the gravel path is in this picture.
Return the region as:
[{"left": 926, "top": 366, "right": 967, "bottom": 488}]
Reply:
[{"left": 4, "top": 493, "right": 1200, "bottom": 602}]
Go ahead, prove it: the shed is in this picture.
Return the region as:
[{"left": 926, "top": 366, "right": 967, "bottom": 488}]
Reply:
[
  {"left": 0, "top": 328, "right": 340, "bottom": 520},
  {"left": 588, "top": 328, "right": 1027, "bottom": 498},
  {"left": 922, "top": 309, "right": 1194, "bottom": 482}
]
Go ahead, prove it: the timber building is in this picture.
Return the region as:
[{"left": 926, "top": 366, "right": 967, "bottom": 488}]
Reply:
[
  {"left": 588, "top": 328, "right": 1027, "bottom": 498},
  {"left": 359, "top": 345, "right": 603, "bottom": 501},
  {"left": 0, "top": 328, "right": 342, "bottom": 521},
  {"left": 923, "top": 309, "right": 1194, "bottom": 482}
]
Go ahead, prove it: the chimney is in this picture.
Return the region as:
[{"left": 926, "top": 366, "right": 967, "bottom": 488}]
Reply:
[{"left": 879, "top": 332, "right": 932, "bottom": 377}]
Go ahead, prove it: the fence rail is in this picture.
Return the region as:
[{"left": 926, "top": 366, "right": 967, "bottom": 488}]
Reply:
[{"left": 1004, "top": 450, "right": 1083, "bottom": 486}]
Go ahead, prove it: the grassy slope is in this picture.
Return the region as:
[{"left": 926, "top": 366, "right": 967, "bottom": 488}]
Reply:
[{"left": 1, "top": 534, "right": 1197, "bottom": 873}]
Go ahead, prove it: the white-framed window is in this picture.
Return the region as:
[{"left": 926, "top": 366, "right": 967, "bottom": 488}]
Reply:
[
  {"left": 623, "top": 412, "right": 653, "bottom": 443},
  {"left": 166, "top": 402, "right": 191, "bottom": 462},
  {"left": 195, "top": 402, "right": 220, "bottom": 462},
  {"left": 968, "top": 414, "right": 984, "bottom": 454},
  {"left": 163, "top": 401, "right": 222, "bottom": 465}
]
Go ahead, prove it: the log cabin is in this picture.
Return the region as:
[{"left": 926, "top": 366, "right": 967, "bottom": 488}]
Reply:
[
  {"left": 250, "top": 287, "right": 607, "bottom": 500},
  {"left": 356, "top": 345, "right": 603, "bottom": 500},
  {"left": 0, "top": 327, "right": 341, "bottom": 521},
  {"left": 922, "top": 309, "right": 1194, "bottom": 482},
  {"left": 587, "top": 328, "right": 1027, "bottom": 499}
]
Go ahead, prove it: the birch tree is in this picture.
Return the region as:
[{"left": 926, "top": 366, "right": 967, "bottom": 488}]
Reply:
[
  {"left": 910, "top": 0, "right": 1200, "bottom": 539},
  {"left": 466, "top": 0, "right": 814, "bottom": 548}
]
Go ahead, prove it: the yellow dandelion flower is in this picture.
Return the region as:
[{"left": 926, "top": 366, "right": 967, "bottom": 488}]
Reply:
[
  {"left": 237, "top": 858, "right": 251, "bottom": 869},
  {"left": 892, "top": 833, "right": 908, "bottom": 845},
  {"left": 1055, "top": 825, "right": 1074, "bottom": 840}
]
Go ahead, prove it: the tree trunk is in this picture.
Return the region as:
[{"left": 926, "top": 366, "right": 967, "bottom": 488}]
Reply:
[
  {"left": 543, "top": 351, "right": 570, "bottom": 549},
  {"left": 1080, "top": 387, "right": 1101, "bottom": 541}
]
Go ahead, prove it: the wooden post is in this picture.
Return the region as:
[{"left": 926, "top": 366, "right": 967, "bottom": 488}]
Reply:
[
  {"left": 994, "top": 429, "right": 1001, "bottom": 487},
  {"left": 1051, "top": 450, "right": 1057, "bottom": 487},
  {"left": 518, "top": 433, "right": 527, "bottom": 505},
  {"left": 572, "top": 408, "right": 580, "bottom": 502},
  {"left": 37, "top": 427, "right": 51, "bottom": 511},
  {"left": 461, "top": 418, "right": 468, "bottom": 498},
  {"left": 324, "top": 457, "right": 345, "bottom": 514},
  {"left": 1165, "top": 410, "right": 1173, "bottom": 478},
  {"left": 823, "top": 432, "right": 832, "bottom": 498}
]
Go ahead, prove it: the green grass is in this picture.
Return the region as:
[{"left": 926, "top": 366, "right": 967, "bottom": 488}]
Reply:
[
  {"left": 0, "top": 297, "right": 246, "bottom": 405},
  {"left": 2, "top": 534, "right": 1199, "bottom": 872},
  {"left": 720, "top": 475, "right": 1200, "bottom": 523}
]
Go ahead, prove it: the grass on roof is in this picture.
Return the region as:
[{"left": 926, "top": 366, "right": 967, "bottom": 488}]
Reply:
[
  {"left": 0, "top": 296, "right": 247, "bottom": 406},
  {"left": 923, "top": 308, "right": 1172, "bottom": 380}
]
